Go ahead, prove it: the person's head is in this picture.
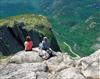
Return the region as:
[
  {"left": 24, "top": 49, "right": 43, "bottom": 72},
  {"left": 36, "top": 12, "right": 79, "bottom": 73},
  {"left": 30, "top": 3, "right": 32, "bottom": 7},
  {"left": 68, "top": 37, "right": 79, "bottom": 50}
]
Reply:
[
  {"left": 43, "top": 37, "right": 48, "bottom": 41},
  {"left": 26, "top": 36, "right": 31, "bottom": 41}
]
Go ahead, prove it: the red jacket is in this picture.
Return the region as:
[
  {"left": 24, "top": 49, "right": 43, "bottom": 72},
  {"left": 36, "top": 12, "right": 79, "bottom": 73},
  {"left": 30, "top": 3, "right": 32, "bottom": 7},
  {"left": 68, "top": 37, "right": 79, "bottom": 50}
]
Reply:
[{"left": 24, "top": 41, "right": 33, "bottom": 51}]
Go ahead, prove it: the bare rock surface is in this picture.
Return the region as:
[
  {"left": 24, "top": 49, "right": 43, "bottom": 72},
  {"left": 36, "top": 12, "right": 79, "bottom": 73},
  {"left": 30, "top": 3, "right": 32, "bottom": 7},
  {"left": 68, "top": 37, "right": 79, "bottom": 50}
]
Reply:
[{"left": 0, "top": 48, "right": 100, "bottom": 79}]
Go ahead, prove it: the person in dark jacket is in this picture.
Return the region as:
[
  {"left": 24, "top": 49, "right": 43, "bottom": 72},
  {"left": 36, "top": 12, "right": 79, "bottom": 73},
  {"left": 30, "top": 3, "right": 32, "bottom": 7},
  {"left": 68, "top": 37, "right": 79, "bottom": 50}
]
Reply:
[
  {"left": 39, "top": 37, "right": 56, "bottom": 59},
  {"left": 39, "top": 37, "right": 50, "bottom": 51}
]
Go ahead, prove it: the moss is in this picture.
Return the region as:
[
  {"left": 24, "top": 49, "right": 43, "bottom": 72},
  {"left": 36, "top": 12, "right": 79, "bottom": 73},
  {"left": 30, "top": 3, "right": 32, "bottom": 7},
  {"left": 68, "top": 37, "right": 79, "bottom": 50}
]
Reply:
[
  {"left": 0, "top": 14, "right": 51, "bottom": 28},
  {"left": 0, "top": 14, "right": 52, "bottom": 37},
  {"left": 0, "top": 55, "right": 8, "bottom": 59}
]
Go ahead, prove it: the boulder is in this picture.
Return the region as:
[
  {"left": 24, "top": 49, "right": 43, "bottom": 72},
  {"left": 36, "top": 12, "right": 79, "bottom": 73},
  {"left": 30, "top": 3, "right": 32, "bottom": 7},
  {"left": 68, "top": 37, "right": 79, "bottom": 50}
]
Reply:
[
  {"left": 76, "top": 49, "right": 100, "bottom": 69},
  {"left": 47, "top": 52, "right": 63, "bottom": 65},
  {"left": 0, "top": 49, "right": 100, "bottom": 79},
  {"left": 36, "top": 71, "right": 48, "bottom": 79},
  {"left": 48, "top": 73, "right": 57, "bottom": 79},
  {"left": 82, "top": 62, "right": 100, "bottom": 79},
  {"left": 56, "top": 67, "right": 85, "bottom": 79},
  {"left": 39, "top": 50, "right": 50, "bottom": 60},
  {"left": 0, "top": 63, "right": 48, "bottom": 79},
  {"left": 10, "top": 48, "right": 44, "bottom": 63},
  {"left": 81, "top": 49, "right": 100, "bottom": 79}
]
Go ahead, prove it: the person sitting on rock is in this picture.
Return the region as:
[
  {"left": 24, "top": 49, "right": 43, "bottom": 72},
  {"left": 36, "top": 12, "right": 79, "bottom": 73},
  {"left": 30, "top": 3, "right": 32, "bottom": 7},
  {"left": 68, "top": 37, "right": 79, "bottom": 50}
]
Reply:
[
  {"left": 39, "top": 37, "right": 50, "bottom": 51},
  {"left": 24, "top": 36, "right": 33, "bottom": 51},
  {"left": 39, "top": 37, "right": 52, "bottom": 59},
  {"left": 39, "top": 37, "right": 56, "bottom": 60}
]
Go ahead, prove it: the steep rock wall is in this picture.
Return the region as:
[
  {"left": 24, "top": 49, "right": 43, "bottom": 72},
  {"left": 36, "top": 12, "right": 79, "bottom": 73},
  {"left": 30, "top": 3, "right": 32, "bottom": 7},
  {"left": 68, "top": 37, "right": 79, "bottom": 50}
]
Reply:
[{"left": 0, "top": 14, "right": 60, "bottom": 55}]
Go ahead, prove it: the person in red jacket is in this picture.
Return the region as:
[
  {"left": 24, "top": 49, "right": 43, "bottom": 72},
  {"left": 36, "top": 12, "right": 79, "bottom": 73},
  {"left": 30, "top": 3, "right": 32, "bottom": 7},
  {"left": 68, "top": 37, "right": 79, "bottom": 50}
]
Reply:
[{"left": 24, "top": 36, "right": 33, "bottom": 51}]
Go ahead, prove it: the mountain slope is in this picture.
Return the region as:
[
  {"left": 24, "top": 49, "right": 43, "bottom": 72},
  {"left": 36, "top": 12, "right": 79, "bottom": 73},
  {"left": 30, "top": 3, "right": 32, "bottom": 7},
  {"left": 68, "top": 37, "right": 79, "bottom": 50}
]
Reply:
[
  {"left": 40, "top": 0, "right": 100, "bottom": 56},
  {"left": 0, "top": 0, "right": 100, "bottom": 56},
  {"left": 0, "top": 14, "right": 60, "bottom": 55}
]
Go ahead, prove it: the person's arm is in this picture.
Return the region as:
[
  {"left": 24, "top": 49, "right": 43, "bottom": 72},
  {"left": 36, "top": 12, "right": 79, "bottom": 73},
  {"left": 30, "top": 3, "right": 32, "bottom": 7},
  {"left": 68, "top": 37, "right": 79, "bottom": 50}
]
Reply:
[
  {"left": 24, "top": 41, "right": 26, "bottom": 47},
  {"left": 24, "top": 41, "right": 27, "bottom": 50},
  {"left": 31, "top": 41, "right": 33, "bottom": 47},
  {"left": 39, "top": 43, "right": 42, "bottom": 49}
]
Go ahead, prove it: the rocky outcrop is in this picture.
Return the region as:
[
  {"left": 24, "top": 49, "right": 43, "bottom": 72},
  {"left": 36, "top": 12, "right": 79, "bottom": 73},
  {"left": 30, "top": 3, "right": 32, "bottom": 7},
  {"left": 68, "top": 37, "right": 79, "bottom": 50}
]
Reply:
[
  {"left": 0, "top": 48, "right": 99, "bottom": 79},
  {"left": 56, "top": 67, "right": 85, "bottom": 79},
  {"left": 0, "top": 63, "right": 48, "bottom": 79},
  {"left": 79, "top": 49, "right": 100, "bottom": 79},
  {"left": 0, "top": 14, "right": 60, "bottom": 55},
  {"left": 0, "top": 25, "right": 23, "bottom": 55}
]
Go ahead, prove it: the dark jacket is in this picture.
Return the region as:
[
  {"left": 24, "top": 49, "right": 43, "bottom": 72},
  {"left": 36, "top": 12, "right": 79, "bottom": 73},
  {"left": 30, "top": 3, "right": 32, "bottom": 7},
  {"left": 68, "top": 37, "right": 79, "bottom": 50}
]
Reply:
[{"left": 39, "top": 40, "right": 50, "bottom": 50}]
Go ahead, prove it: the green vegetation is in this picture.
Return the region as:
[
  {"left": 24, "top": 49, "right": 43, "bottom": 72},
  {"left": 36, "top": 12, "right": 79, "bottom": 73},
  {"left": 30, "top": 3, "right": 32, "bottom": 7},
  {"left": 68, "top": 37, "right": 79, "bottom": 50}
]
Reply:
[
  {"left": 0, "top": 14, "right": 60, "bottom": 56},
  {"left": 42, "top": 0, "right": 100, "bottom": 56},
  {"left": 0, "top": 0, "right": 100, "bottom": 56},
  {"left": 52, "top": 12, "right": 100, "bottom": 56},
  {"left": 0, "top": 14, "right": 52, "bottom": 36},
  {"left": 0, "top": 55, "right": 7, "bottom": 59},
  {"left": 0, "top": 14, "right": 50, "bottom": 28}
]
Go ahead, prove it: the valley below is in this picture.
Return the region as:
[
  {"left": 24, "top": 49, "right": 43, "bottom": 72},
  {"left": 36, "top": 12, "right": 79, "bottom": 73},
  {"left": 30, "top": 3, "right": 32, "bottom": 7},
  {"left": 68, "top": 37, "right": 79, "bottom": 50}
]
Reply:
[{"left": 0, "top": 0, "right": 100, "bottom": 56}]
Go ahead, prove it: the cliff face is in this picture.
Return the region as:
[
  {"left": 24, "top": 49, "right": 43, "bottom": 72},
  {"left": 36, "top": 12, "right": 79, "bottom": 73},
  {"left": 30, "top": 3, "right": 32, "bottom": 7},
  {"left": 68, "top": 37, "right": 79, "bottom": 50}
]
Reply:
[{"left": 0, "top": 14, "right": 60, "bottom": 55}]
